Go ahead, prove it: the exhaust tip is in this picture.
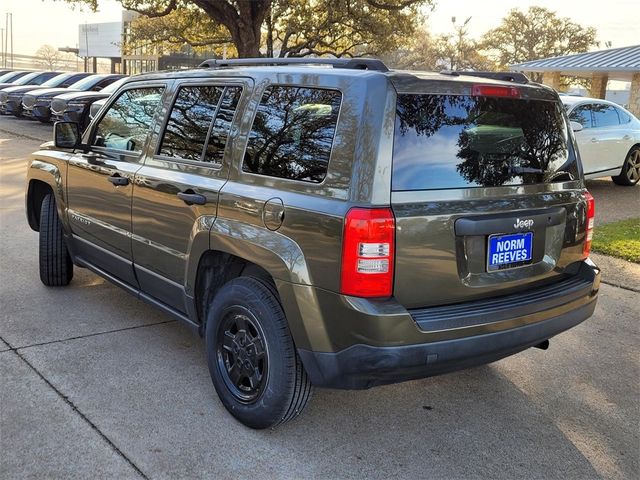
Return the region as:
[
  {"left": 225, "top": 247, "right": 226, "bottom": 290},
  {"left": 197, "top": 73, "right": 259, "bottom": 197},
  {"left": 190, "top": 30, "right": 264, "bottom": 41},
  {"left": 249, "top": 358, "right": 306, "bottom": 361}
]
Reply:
[{"left": 534, "top": 340, "right": 550, "bottom": 350}]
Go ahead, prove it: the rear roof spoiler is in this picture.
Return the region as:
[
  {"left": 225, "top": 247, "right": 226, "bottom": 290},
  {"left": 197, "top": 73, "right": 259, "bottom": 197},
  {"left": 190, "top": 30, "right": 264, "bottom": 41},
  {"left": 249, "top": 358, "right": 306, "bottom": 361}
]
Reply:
[
  {"left": 440, "top": 70, "right": 530, "bottom": 84},
  {"left": 199, "top": 57, "right": 389, "bottom": 72}
]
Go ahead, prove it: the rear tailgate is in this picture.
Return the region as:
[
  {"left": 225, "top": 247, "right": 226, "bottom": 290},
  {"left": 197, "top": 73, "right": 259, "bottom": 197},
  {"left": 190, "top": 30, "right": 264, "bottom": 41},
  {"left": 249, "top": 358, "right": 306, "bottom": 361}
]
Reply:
[{"left": 390, "top": 85, "right": 591, "bottom": 309}]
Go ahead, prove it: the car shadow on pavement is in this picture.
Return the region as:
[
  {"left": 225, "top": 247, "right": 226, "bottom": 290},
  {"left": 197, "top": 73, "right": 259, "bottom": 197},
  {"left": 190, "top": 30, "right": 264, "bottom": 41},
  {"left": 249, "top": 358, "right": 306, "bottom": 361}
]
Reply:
[{"left": 17, "top": 317, "right": 605, "bottom": 480}]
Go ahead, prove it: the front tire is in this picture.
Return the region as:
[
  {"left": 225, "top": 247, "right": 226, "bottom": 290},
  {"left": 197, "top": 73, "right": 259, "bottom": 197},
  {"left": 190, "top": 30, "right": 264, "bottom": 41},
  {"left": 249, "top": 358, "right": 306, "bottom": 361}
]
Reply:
[
  {"left": 39, "top": 194, "right": 73, "bottom": 286},
  {"left": 205, "top": 276, "right": 312, "bottom": 429},
  {"left": 612, "top": 146, "right": 640, "bottom": 186}
]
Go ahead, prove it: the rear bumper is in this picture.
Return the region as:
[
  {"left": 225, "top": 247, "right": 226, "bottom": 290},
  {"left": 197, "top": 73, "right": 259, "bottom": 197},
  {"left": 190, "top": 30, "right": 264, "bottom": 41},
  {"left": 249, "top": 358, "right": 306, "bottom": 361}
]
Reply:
[{"left": 292, "top": 260, "right": 600, "bottom": 389}]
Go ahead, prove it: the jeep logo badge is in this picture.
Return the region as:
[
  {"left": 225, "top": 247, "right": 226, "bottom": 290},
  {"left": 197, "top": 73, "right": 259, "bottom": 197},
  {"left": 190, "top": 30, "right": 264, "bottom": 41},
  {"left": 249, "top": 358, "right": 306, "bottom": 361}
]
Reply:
[{"left": 513, "top": 218, "right": 534, "bottom": 229}]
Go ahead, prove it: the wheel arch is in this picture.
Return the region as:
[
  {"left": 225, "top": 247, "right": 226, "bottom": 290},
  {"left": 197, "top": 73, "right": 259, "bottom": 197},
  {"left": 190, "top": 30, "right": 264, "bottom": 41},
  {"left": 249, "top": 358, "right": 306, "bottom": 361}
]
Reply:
[
  {"left": 26, "top": 179, "right": 54, "bottom": 231},
  {"left": 26, "top": 158, "right": 67, "bottom": 232},
  {"left": 193, "top": 250, "right": 275, "bottom": 330},
  {"left": 190, "top": 219, "right": 311, "bottom": 333}
]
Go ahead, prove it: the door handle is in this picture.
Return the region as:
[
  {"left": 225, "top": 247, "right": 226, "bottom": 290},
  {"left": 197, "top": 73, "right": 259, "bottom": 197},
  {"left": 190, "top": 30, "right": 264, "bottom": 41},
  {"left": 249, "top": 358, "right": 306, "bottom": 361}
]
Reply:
[
  {"left": 108, "top": 174, "right": 129, "bottom": 186},
  {"left": 590, "top": 138, "right": 598, "bottom": 143},
  {"left": 623, "top": 134, "right": 632, "bottom": 140},
  {"left": 81, "top": 152, "right": 106, "bottom": 164},
  {"left": 177, "top": 191, "right": 207, "bottom": 206}
]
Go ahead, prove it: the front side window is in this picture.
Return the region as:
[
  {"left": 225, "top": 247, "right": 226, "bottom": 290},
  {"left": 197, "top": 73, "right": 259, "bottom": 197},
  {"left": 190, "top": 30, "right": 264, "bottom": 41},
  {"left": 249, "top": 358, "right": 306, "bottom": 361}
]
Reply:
[
  {"left": 592, "top": 104, "right": 620, "bottom": 127},
  {"left": 243, "top": 86, "right": 341, "bottom": 183},
  {"left": 393, "top": 94, "right": 577, "bottom": 190},
  {"left": 569, "top": 105, "right": 593, "bottom": 128},
  {"left": 94, "top": 87, "right": 164, "bottom": 153}
]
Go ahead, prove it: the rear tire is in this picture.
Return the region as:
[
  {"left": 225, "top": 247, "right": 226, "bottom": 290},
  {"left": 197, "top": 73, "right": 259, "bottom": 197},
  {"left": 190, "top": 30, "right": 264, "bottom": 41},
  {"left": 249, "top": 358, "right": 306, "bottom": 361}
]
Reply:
[
  {"left": 205, "top": 276, "right": 312, "bottom": 429},
  {"left": 612, "top": 146, "right": 640, "bottom": 186},
  {"left": 39, "top": 194, "right": 73, "bottom": 286}
]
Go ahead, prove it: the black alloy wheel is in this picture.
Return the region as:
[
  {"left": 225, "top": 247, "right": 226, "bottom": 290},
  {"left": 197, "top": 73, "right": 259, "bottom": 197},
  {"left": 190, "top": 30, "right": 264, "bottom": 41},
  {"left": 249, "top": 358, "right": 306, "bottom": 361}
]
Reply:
[
  {"left": 217, "top": 306, "right": 268, "bottom": 403},
  {"left": 205, "top": 276, "right": 313, "bottom": 429}
]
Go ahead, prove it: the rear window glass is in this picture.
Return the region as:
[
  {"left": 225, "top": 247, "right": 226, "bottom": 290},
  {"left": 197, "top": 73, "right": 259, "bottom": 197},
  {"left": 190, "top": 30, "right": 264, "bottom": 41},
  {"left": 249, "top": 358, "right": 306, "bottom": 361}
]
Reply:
[
  {"left": 243, "top": 86, "right": 341, "bottom": 183},
  {"left": 393, "top": 94, "right": 578, "bottom": 190}
]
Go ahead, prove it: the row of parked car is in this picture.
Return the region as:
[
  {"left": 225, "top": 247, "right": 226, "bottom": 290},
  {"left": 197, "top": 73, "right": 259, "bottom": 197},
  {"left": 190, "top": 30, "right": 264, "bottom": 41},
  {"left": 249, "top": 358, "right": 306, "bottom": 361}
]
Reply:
[{"left": 0, "top": 69, "right": 126, "bottom": 130}]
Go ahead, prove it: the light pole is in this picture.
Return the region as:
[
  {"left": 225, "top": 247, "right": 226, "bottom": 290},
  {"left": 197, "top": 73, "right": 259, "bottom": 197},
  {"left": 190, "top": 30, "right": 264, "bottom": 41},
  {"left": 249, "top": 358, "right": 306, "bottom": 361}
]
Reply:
[
  {"left": 4, "top": 13, "right": 8, "bottom": 69},
  {"left": 450, "top": 16, "right": 472, "bottom": 71},
  {"left": 9, "top": 12, "right": 13, "bottom": 68}
]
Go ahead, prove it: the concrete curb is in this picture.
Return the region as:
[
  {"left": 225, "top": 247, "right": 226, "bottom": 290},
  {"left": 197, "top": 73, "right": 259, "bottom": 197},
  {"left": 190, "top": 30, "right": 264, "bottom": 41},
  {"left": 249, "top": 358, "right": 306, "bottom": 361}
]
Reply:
[{"left": 590, "top": 252, "right": 640, "bottom": 293}]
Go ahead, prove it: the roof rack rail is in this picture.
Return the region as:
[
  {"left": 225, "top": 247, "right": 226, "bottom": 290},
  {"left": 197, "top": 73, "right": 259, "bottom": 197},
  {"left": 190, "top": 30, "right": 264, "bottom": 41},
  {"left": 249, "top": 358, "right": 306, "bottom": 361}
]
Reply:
[
  {"left": 199, "top": 57, "right": 389, "bottom": 72},
  {"left": 439, "top": 70, "right": 530, "bottom": 84}
]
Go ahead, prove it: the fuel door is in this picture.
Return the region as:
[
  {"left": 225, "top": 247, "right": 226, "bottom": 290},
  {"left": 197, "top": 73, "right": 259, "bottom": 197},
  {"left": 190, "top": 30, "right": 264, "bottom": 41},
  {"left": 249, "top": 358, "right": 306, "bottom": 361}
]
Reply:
[{"left": 263, "top": 197, "right": 285, "bottom": 231}]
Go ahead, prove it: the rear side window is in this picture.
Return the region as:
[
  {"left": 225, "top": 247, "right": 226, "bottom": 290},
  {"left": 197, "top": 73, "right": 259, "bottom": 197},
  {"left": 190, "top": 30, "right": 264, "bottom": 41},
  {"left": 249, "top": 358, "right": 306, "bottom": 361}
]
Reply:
[
  {"left": 393, "top": 94, "right": 577, "bottom": 190},
  {"left": 591, "top": 104, "right": 620, "bottom": 127},
  {"left": 94, "top": 87, "right": 164, "bottom": 152},
  {"left": 616, "top": 107, "right": 631, "bottom": 124},
  {"left": 160, "top": 86, "right": 223, "bottom": 161},
  {"left": 206, "top": 86, "right": 242, "bottom": 164},
  {"left": 243, "top": 86, "right": 341, "bottom": 183},
  {"left": 159, "top": 85, "right": 242, "bottom": 163}
]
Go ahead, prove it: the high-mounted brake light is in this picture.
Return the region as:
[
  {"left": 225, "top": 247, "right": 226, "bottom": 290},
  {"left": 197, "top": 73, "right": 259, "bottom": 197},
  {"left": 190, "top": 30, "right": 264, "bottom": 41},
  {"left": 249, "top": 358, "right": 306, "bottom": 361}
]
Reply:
[
  {"left": 340, "top": 208, "right": 395, "bottom": 298},
  {"left": 583, "top": 191, "right": 595, "bottom": 258},
  {"left": 472, "top": 84, "right": 521, "bottom": 98}
]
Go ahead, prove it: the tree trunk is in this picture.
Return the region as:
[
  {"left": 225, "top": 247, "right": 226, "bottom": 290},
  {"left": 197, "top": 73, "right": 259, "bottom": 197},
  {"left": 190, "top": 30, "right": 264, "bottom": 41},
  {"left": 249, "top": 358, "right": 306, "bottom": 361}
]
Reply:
[
  {"left": 195, "top": 0, "right": 268, "bottom": 58},
  {"left": 266, "top": 8, "right": 274, "bottom": 58},
  {"left": 234, "top": 36, "right": 261, "bottom": 58}
]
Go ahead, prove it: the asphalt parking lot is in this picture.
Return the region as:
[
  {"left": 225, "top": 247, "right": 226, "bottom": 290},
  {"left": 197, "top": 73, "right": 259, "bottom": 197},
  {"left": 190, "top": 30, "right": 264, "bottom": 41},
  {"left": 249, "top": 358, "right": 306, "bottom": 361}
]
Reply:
[{"left": 1, "top": 116, "right": 639, "bottom": 479}]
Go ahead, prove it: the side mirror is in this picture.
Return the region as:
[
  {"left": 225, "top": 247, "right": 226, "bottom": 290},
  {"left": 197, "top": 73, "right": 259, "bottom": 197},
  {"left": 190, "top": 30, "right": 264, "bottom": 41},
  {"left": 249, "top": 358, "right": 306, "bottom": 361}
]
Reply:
[
  {"left": 570, "top": 121, "right": 584, "bottom": 133},
  {"left": 53, "top": 121, "right": 81, "bottom": 149}
]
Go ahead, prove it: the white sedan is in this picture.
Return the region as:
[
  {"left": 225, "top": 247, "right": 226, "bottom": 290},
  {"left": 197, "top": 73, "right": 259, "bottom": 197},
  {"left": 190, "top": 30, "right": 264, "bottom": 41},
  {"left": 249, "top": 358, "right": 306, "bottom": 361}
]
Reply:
[{"left": 562, "top": 96, "right": 640, "bottom": 186}]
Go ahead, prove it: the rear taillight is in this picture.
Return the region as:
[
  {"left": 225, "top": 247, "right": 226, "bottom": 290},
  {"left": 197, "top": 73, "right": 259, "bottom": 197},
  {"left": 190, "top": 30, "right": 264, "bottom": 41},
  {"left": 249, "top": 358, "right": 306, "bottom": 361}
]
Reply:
[
  {"left": 583, "top": 191, "right": 595, "bottom": 258},
  {"left": 472, "top": 84, "right": 521, "bottom": 98},
  {"left": 340, "top": 207, "right": 395, "bottom": 298}
]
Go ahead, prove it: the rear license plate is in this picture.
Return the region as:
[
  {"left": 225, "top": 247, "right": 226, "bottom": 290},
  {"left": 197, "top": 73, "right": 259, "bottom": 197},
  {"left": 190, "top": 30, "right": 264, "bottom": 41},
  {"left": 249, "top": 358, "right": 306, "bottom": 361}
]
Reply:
[{"left": 487, "top": 232, "right": 533, "bottom": 271}]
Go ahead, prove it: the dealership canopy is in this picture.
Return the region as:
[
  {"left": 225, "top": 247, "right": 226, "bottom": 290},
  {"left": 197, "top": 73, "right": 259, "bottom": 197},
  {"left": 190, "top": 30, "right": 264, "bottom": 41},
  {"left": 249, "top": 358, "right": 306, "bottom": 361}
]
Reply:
[{"left": 510, "top": 44, "right": 640, "bottom": 116}]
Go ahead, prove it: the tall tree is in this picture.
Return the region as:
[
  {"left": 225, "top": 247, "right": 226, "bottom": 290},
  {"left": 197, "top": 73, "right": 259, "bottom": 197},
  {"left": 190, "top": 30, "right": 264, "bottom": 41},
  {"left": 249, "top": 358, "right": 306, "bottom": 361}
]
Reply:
[
  {"left": 124, "top": 6, "right": 233, "bottom": 57},
  {"left": 381, "top": 27, "right": 440, "bottom": 70},
  {"left": 60, "top": 0, "right": 434, "bottom": 58},
  {"left": 435, "top": 16, "right": 493, "bottom": 71},
  {"left": 266, "top": 0, "right": 425, "bottom": 58},
  {"left": 482, "top": 6, "right": 598, "bottom": 74}
]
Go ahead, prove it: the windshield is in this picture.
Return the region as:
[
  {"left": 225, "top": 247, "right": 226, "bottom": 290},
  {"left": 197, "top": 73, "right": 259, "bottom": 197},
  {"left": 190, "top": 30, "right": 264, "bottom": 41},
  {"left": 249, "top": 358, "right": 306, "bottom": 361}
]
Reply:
[
  {"left": 101, "top": 77, "right": 128, "bottom": 94},
  {"left": 68, "top": 75, "right": 105, "bottom": 90},
  {"left": 0, "top": 71, "right": 24, "bottom": 83},
  {"left": 13, "top": 72, "right": 41, "bottom": 85},
  {"left": 41, "top": 73, "right": 73, "bottom": 88},
  {"left": 392, "top": 94, "right": 578, "bottom": 190}
]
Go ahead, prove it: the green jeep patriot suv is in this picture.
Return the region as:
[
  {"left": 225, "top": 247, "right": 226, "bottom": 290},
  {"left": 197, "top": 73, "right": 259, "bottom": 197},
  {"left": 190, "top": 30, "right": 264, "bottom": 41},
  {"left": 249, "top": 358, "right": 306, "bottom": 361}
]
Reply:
[{"left": 25, "top": 58, "right": 600, "bottom": 429}]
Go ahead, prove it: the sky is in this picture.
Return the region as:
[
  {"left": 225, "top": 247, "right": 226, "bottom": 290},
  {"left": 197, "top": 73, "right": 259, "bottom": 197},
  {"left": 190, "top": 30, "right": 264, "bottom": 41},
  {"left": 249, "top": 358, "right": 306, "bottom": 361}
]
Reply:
[{"left": 2, "top": 0, "right": 639, "bottom": 56}]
